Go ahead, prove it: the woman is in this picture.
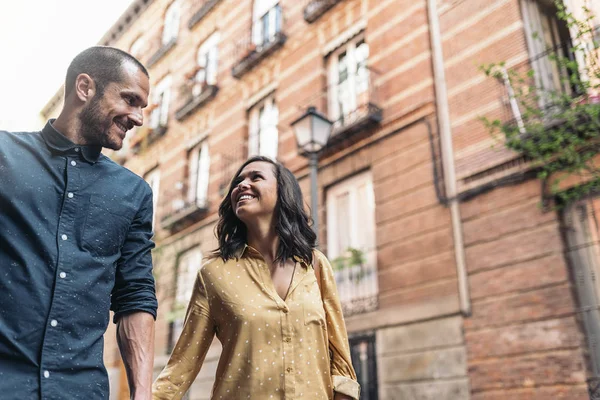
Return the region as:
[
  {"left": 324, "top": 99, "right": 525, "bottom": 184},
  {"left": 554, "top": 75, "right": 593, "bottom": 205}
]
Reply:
[{"left": 152, "top": 156, "right": 360, "bottom": 400}]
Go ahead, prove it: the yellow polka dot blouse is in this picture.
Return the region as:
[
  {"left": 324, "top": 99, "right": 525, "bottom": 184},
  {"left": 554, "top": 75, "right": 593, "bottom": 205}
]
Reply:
[{"left": 152, "top": 246, "right": 360, "bottom": 399}]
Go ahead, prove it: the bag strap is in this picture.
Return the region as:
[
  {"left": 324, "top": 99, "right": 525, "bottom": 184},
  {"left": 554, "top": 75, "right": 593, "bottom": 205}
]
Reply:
[{"left": 312, "top": 250, "right": 322, "bottom": 295}]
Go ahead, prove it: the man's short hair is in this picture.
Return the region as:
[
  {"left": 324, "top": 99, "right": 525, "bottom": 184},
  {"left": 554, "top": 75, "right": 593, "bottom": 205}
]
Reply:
[{"left": 65, "top": 46, "right": 149, "bottom": 97}]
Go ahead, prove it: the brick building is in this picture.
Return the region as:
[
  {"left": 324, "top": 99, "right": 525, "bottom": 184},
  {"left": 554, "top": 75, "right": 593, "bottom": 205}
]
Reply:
[{"left": 39, "top": 0, "right": 600, "bottom": 398}]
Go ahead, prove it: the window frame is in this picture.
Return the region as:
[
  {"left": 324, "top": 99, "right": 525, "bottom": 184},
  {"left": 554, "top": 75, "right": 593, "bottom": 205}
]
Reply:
[
  {"left": 248, "top": 95, "right": 279, "bottom": 160},
  {"left": 252, "top": 0, "right": 282, "bottom": 47},
  {"left": 162, "top": 1, "right": 181, "bottom": 45},
  {"left": 150, "top": 76, "right": 172, "bottom": 129},
  {"left": 144, "top": 167, "right": 161, "bottom": 230},
  {"left": 196, "top": 32, "right": 220, "bottom": 87},
  {"left": 187, "top": 140, "right": 211, "bottom": 207},
  {"left": 349, "top": 334, "right": 379, "bottom": 400},
  {"left": 327, "top": 34, "right": 370, "bottom": 125},
  {"left": 326, "top": 170, "right": 378, "bottom": 315}
]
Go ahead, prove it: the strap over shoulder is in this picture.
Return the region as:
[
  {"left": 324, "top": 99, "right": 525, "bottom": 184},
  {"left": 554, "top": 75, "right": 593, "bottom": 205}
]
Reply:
[{"left": 312, "top": 249, "right": 322, "bottom": 293}]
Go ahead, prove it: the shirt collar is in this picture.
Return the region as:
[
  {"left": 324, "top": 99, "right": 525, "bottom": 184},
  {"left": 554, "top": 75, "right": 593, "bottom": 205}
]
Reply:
[
  {"left": 235, "top": 244, "right": 310, "bottom": 267},
  {"left": 42, "top": 119, "right": 102, "bottom": 163}
]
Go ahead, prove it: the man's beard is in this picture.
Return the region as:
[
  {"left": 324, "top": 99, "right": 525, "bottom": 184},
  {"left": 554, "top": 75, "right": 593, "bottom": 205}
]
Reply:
[{"left": 78, "top": 96, "right": 121, "bottom": 150}]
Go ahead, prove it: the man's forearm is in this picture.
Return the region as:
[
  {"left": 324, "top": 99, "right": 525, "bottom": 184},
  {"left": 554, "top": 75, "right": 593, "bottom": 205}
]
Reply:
[{"left": 117, "top": 312, "right": 155, "bottom": 400}]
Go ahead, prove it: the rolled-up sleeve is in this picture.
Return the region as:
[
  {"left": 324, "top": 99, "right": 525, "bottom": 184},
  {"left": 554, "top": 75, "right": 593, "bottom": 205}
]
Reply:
[
  {"left": 315, "top": 250, "right": 361, "bottom": 400},
  {"left": 111, "top": 186, "right": 158, "bottom": 322}
]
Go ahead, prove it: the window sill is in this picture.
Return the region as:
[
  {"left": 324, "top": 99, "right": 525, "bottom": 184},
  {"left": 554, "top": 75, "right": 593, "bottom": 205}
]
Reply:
[
  {"left": 175, "top": 85, "right": 219, "bottom": 121},
  {"left": 188, "top": 0, "right": 221, "bottom": 29},
  {"left": 147, "top": 38, "right": 177, "bottom": 68},
  {"left": 232, "top": 32, "right": 287, "bottom": 79},
  {"left": 304, "top": 0, "right": 343, "bottom": 23},
  {"left": 161, "top": 200, "right": 209, "bottom": 232}
]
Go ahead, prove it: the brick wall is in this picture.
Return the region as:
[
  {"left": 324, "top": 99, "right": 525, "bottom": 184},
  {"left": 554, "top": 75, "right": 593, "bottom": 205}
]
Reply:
[
  {"left": 461, "top": 180, "right": 589, "bottom": 399},
  {"left": 37, "top": 0, "right": 598, "bottom": 398}
]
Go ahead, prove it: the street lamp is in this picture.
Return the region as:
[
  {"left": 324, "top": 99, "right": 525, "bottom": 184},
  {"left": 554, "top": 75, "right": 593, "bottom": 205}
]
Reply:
[{"left": 291, "top": 106, "right": 333, "bottom": 240}]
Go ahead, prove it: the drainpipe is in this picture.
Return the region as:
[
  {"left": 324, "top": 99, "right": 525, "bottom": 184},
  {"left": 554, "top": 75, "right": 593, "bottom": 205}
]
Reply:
[{"left": 427, "top": 0, "right": 471, "bottom": 316}]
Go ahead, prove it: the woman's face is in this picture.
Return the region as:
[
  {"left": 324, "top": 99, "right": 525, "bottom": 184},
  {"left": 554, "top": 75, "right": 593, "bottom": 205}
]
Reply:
[{"left": 230, "top": 161, "right": 278, "bottom": 223}]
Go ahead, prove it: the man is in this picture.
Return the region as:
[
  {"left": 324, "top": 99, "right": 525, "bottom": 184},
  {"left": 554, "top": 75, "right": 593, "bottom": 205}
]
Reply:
[{"left": 0, "top": 46, "right": 157, "bottom": 399}]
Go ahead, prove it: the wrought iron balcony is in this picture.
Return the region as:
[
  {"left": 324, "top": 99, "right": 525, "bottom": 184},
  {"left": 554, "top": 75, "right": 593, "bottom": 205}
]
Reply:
[
  {"left": 188, "top": 0, "right": 221, "bottom": 29},
  {"left": 327, "top": 67, "right": 382, "bottom": 147},
  {"left": 332, "top": 248, "right": 378, "bottom": 316},
  {"left": 147, "top": 37, "right": 177, "bottom": 67},
  {"left": 304, "top": 0, "right": 343, "bottom": 23},
  {"left": 231, "top": 5, "right": 286, "bottom": 79},
  {"left": 130, "top": 122, "right": 168, "bottom": 154},
  {"left": 160, "top": 182, "right": 209, "bottom": 232},
  {"left": 175, "top": 77, "right": 219, "bottom": 121},
  {"left": 495, "top": 43, "right": 584, "bottom": 131}
]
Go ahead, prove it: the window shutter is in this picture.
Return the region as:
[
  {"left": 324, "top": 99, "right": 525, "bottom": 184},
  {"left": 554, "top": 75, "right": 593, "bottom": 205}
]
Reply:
[
  {"left": 187, "top": 146, "right": 200, "bottom": 203},
  {"left": 248, "top": 109, "right": 260, "bottom": 157},
  {"left": 196, "top": 142, "right": 210, "bottom": 207},
  {"left": 260, "top": 101, "right": 278, "bottom": 160},
  {"left": 160, "top": 86, "right": 171, "bottom": 127}
]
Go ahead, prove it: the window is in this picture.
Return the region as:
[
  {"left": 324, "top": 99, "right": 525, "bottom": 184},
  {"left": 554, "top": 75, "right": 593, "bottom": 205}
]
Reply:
[
  {"left": 162, "top": 1, "right": 181, "bottom": 45},
  {"left": 129, "top": 36, "right": 145, "bottom": 59},
  {"left": 144, "top": 168, "right": 160, "bottom": 230},
  {"left": 169, "top": 246, "right": 203, "bottom": 350},
  {"left": 196, "top": 32, "right": 220, "bottom": 89},
  {"left": 327, "top": 36, "right": 370, "bottom": 128},
  {"left": 150, "top": 76, "right": 172, "bottom": 130},
  {"left": 326, "top": 171, "right": 378, "bottom": 315},
  {"left": 520, "top": 0, "right": 575, "bottom": 105},
  {"left": 187, "top": 141, "right": 210, "bottom": 207},
  {"left": 248, "top": 96, "right": 279, "bottom": 160},
  {"left": 349, "top": 335, "right": 378, "bottom": 400},
  {"left": 252, "top": 0, "right": 282, "bottom": 47}
]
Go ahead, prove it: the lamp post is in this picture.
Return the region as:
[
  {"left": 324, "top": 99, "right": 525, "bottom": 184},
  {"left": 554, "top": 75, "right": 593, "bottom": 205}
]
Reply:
[{"left": 291, "top": 106, "right": 333, "bottom": 241}]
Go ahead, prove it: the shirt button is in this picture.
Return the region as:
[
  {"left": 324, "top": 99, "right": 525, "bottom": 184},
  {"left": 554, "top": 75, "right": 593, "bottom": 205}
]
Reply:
[
  {"left": 67, "top": 192, "right": 74, "bottom": 198},
  {"left": 50, "top": 320, "right": 58, "bottom": 327},
  {"left": 43, "top": 370, "right": 50, "bottom": 378},
  {"left": 284, "top": 337, "right": 291, "bottom": 343},
  {"left": 74, "top": 147, "right": 80, "bottom": 152},
  {"left": 61, "top": 234, "right": 68, "bottom": 241},
  {"left": 59, "top": 272, "right": 67, "bottom": 279},
  {"left": 70, "top": 160, "right": 77, "bottom": 166},
  {"left": 286, "top": 367, "right": 292, "bottom": 373}
]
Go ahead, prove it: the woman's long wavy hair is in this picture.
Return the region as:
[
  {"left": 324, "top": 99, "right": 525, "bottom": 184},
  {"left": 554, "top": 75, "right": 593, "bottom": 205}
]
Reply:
[{"left": 213, "top": 156, "right": 317, "bottom": 265}]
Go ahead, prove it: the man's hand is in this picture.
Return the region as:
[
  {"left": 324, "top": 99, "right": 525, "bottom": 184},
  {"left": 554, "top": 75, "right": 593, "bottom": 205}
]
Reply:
[
  {"left": 116, "top": 312, "right": 155, "bottom": 400},
  {"left": 334, "top": 393, "right": 354, "bottom": 400}
]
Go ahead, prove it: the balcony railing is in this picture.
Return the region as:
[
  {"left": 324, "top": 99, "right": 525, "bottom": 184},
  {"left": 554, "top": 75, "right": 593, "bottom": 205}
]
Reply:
[
  {"left": 496, "top": 44, "right": 584, "bottom": 131},
  {"left": 130, "top": 123, "right": 168, "bottom": 154},
  {"left": 147, "top": 37, "right": 177, "bottom": 68},
  {"left": 188, "top": 0, "right": 221, "bottom": 29},
  {"left": 304, "top": 0, "right": 343, "bottom": 23},
  {"left": 175, "top": 77, "right": 219, "bottom": 121},
  {"left": 332, "top": 248, "right": 378, "bottom": 316},
  {"left": 231, "top": 5, "right": 286, "bottom": 79},
  {"left": 328, "top": 68, "right": 382, "bottom": 145},
  {"left": 160, "top": 182, "right": 209, "bottom": 232}
]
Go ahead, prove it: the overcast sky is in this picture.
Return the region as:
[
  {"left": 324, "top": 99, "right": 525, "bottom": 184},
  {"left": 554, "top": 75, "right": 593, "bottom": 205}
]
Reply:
[{"left": 0, "top": 1, "right": 134, "bottom": 132}]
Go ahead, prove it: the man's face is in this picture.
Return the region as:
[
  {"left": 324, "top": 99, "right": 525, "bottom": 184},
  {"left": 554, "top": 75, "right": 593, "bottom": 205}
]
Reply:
[{"left": 78, "top": 62, "right": 149, "bottom": 150}]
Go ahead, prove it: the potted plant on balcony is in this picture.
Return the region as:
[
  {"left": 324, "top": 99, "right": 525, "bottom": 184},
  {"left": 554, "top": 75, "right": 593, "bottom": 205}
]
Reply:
[
  {"left": 481, "top": 2, "right": 600, "bottom": 208},
  {"left": 332, "top": 247, "right": 367, "bottom": 285}
]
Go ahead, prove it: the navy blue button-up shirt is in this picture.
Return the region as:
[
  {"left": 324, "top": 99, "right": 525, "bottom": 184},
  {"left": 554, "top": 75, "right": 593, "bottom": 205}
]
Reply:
[{"left": 0, "top": 120, "right": 158, "bottom": 399}]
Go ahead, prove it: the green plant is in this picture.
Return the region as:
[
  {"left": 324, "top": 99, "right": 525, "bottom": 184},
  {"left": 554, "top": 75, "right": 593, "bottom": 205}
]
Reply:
[
  {"left": 331, "top": 247, "right": 367, "bottom": 282},
  {"left": 480, "top": 1, "right": 600, "bottom": 207}
]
